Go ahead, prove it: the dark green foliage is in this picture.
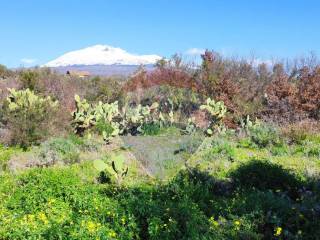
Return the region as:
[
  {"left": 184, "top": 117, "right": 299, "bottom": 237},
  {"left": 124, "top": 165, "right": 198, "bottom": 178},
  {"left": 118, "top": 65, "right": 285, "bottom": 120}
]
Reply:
[
  {"left": 210, "top": 138, "right": 236, "bottom": 160},
  {"left": 2, "top": 89, "right": 59, "bottom": 148},
  {"left": 229, "top": 160, "right": 303, "bottom": 193},
  {"left": 94, "top": 120, "right": 115, "bottom": 137},
  {"left": 141, "top": 122, "right": 162, "bottom": 135},
  {"left": 85, "top": 76, "right": 124, "bottom": 103},
  {"left": 294, "top": 141, "right": 320, "bottom": 157},
  {"left": 39, "top": 137, "right": 80, "bottom": 165},
  {"left": 1, "top": 163, "right": 319, "bottom": 239},
  {"left": 270, "top": 145, "right": 289, "bottom": 156},
  {"left": 0, "top": 144, "right": 21, "bottom": 171},
  {"left": 249, "top": 124, "right": 283, "bottom": 148},
  {"left": 19, "top": 70, "right": 39, "bottom": 91}
]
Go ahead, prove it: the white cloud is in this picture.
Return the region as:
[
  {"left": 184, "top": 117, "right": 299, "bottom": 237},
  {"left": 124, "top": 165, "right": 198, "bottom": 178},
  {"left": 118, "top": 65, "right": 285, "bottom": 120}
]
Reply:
[
  {"left": 20, "top": 58, "right": 37, "bottom": 65},
  {"left": 185, "top": 48, "right": 205, "bottom": 56}
]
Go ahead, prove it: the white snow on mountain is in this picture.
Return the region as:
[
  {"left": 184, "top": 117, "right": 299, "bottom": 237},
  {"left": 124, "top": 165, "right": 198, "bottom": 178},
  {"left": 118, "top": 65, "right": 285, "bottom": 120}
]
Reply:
[{"left": 44, "top": 45, "right": 162, "bottom": 67}]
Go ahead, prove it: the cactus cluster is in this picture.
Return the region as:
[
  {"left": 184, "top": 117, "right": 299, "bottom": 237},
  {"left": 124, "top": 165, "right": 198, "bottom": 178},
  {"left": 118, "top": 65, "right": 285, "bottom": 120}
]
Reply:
[
  {"left": 72, "top": 95, "right": 122, "bottom": 142},
  {"left": 72, "top": 95, "right": 96, "bottom": 135},
  {"left": 94, "top": 101, "right": 122, "bottom": 142},
  {"left": 200, "top": 98, "right": 227, "bottom": 135},
  {"left": 183, "top": 117, "right": 197, "bottom": 135},
  {"left": 72, "top": 95, "right": 164, "bottom": 141},
  {"left": 121, "top": 102, "right": 159, "bottom": 135},
  {"left": 72, "top": 95, "right": 228, "bottom": 139},
  {"left": 6, "top": 88, "right": 58, "bottom": 112}
]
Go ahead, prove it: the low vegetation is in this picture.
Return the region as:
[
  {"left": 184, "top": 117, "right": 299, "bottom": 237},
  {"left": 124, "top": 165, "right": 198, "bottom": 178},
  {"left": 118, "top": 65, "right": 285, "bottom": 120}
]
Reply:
[{"left": 0, "top": 52, "right": 319, "bottom": 239}]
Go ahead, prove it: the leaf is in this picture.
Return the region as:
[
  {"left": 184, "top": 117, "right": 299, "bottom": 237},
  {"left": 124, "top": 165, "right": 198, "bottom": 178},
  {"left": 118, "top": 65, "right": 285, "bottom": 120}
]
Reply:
[
  {"left": 74, "top": 94, "right": 80, "bottom": 102},
  {"left": 93, "top": 159, "right": 108, "bottom": 172},
  {"left": 111, "top": 154, "right": 125, "bottom": 171},
  {"left": 207, "top": 128, "right": 213, "bottom": 135},
  {"left": 105, "top": 165, "right": 115, "bottom": 175},
  {"left": 150, "top": 102, "right": 159, "bottom": 110}
]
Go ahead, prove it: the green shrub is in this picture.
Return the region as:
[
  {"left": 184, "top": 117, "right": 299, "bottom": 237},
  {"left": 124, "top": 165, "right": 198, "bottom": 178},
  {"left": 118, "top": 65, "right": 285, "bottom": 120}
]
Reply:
[
  {"left": 0, "top": 167, "right": 139, "bottom": 239},
  {"left": 294, "top": 140, "right": 320, "bottom": 157},
  {"left": 237, "top": 137, "right": 254, "bottom": 148},
  {"left": 0, "top": 144, "right": 21, "bottom": 171},
  {"left": 0, "top": 64, "right": 11, "bottom": 78},
  {"left": 19, "top": 70, "right": 39, "bottom": 91},
  {"left": 3, "top": 88, "right": 58, "bottom": 148},
  {"left": 248, "top": 124, "right": 283, "bottom": 148},
  {"left": 93, "top": 119, "right": 115, "bottom": 140},
  {"left": 140, "top": 122, "right": 162, "bottom": 135},
  {"left": 210, "top": 138, "right": 236, "bottom": 160},
  {"left": 38, "top": 138, "right": 80, "bottom": 166},
  {"left": 0, "top": 164, "right": 319, "bottom": 239},
  {"left": 270, "top": 145, "right": 289, "bottom": 156},
  {"left": 230, "top": 160, "right": 303, "bottom": 193}
]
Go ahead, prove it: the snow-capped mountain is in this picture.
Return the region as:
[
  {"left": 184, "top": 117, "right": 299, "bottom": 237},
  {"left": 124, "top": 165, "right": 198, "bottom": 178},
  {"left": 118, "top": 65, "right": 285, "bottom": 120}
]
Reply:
[{"left": 44, "top": 45, "right": 162, "bottom": 67}]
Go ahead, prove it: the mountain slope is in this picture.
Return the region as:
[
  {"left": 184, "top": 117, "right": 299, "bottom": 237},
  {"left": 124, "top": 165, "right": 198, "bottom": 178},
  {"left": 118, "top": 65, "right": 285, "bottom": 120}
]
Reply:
[{"left": 44, "top": 45, "right": 162, "bottom": 67}]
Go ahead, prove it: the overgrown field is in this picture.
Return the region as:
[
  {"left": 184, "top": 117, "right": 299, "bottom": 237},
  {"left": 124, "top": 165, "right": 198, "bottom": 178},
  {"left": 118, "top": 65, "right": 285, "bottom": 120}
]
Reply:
[
  {"left": 0, "top": 52, "right": 320, "bottom": 239},
  {"left": 1, "top": 125, "right": 320, "bottom": 239}
]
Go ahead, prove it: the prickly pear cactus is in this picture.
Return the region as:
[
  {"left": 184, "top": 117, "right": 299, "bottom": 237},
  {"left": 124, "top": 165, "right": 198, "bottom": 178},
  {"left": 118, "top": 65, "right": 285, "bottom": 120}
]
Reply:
[
  {"left": 6, "top": 88, "right": 58, "bottom": 112},
  {"left": 200, "top": 98, "right": 227, "bottom": 135},
  {"left": 4, "top": 88, "right": 59, "bottom": 147},
  {"left": 72, "top": 95, "right": 95, "bottom": 136},
  {"left": 121, "top": 102, "right": 159, "bottom": 135},
  {"left": 93, "top": 153, "right": 128, "bottom": 185}
]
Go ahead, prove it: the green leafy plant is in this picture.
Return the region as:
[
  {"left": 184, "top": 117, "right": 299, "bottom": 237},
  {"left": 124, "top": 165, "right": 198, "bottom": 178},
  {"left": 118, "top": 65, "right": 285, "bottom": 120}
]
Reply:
[
  {"left": 121, "top": 102, "right": 159, "bottom": 135},
  {"left": 38, "top": 138, "right": 80, "bottom": 166},
  {"left": 140, "top": 122, "right": 162, "bottom": 135},
  {"left": 183, "top": 117, "right": 197, "bottom": 135},
  {"left": 94, "top": 101, "right": 121, "bottom": 143},
  {"left": 72, "top": 95, "right": 96, "bottom": 136},
  {"left": 72, "top": 96, "right": 121, "bottom": 143},
  {"left": 248, "top": 123, "right": 283, "bottom": 148},
  {"left": 19, "top": 70, "right": 39, "bottom": 91},
  {"left": 93, "top": 154, "right": 128, "bottom": 185},
  {"left": 240, "top": 115, "right": 260, "bottom": 135},
  {"left": 3, "top": 88, "right": 58, "bottom": 148},
  {"left": 200, "top": 98, "right": 227, "bottom": 135}
]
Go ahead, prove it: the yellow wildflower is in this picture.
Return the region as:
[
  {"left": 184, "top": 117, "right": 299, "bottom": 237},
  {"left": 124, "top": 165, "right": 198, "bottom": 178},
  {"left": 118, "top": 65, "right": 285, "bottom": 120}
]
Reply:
[
  {"left": 274, "top": 227, "right": 282, "bottom": 236},
  {"left": 87, "top": 221, "right": 97, "bottom": 233},
  {"left": 209, "top": 216, "right": 219, "bottom": 228},
  {"left": 212, "top": 220, "right": 219, "bottom": 227},
  {"left": 48, "top": 199, "right": 56, "bottom": 205},
  {"left": 38, "top": 212, "right": 49, "bottom": 224},
  {"left": 27, "top": 214, "right": 35, "bottom": 221},
  {"left": 234, "top": 220, "right": 240, "bottom": 226},
  {"left": 108, "top": 230, "right": 117, "bottom": 238}
]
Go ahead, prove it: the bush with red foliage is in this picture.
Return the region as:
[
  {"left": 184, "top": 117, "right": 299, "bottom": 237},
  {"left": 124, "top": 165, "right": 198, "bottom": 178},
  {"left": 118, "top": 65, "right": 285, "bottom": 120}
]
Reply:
[
  {"left": 199, "top": 50, "right": 240, "bottom": 119},
  {"left": 265, "top": 64, "right": 320, "bottom": 122},
  {"left": 264, "top": 64, "right": 299, "bottom": 122},
  {"left": 123, "top": 57, "right": 199, "bottom": 93},
  {"left": 296, "top": 66, "right": 320, "bottom": 119}
]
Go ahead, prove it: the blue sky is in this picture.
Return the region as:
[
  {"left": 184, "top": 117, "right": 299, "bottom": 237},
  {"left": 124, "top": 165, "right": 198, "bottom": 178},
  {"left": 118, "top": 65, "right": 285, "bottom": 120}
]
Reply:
[{"left": 1, "top": 0, "right": 319, "bottom": 67}]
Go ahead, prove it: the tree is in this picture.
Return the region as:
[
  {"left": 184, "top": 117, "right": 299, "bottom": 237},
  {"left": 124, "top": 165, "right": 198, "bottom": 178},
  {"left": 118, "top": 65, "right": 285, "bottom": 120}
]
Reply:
[{"left": 3, "top": 88, "right": 58, "bottom": 148}]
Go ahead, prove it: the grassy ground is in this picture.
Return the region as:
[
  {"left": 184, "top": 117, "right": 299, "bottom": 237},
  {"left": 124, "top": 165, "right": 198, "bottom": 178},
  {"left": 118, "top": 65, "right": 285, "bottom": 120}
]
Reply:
[{"left": 0, "top": 126, "right": 320, "bottom": 239}]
